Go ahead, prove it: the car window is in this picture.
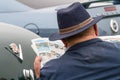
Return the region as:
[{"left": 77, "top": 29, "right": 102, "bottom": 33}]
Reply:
[
  {"left": 89, "top": 2, "right": 113, "bottom": 8},
  {"left": 82, "top": 0, "right": 120, "bottom": 9}
]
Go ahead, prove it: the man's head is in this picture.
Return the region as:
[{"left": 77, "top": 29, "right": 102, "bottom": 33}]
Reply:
[
  {"left": 49, "top": 2, "right": 103, "bottom": 41},
  {"left": 62, "top": 24, "right": 98, "bottom": 48}
]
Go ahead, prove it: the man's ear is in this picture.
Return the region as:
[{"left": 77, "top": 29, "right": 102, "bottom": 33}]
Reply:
[{"left": 93, "top": 24, "right": 98, "bottom": 36}]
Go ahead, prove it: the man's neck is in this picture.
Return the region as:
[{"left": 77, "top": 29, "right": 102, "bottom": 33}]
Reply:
[{"left": 67, "top": 35, "right": 98, "bottom": 48}]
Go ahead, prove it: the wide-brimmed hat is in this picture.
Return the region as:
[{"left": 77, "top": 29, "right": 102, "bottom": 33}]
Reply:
[{"left": 49, "top": 2, "right": 103, "bottom": 41}]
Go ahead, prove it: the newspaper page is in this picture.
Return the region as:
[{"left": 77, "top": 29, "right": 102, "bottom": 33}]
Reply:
[
  {"left": 31, "top": 38, "right": 65, "bottom": 67},
  {"left": 31, "top": 35, "right": 120, "bottom": 67},
  {"left": 99, "top": 35, "right": 120, "bottom": 42}
]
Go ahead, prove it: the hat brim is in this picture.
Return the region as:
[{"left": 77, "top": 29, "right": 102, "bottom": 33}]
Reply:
[{"left": 49, "top": 15, "right": 103, "bottom": 41}]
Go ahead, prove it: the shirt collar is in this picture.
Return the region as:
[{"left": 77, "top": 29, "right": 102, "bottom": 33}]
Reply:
[{"left": 66, "top": 38, "right": 103, "bottom": 52}]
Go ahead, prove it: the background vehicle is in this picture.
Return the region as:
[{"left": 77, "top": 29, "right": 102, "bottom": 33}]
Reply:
[
  {"left": 82, "top": 0, "right": 120, "bottom": 36},
  {"left": 0, "top": 0, "right": 58, "bottom": 37},
  {"left": 0, "top": 0, "right": 120, "bottom": 37}
]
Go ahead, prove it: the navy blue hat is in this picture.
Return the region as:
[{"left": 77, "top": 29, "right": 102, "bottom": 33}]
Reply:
[{"left": 49, "top": 2, "right": 103, "bottom": 41}]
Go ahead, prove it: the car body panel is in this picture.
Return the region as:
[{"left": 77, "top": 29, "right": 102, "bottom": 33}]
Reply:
[{"left": 0, "top": 22, "right": 40, "bottom": 80}]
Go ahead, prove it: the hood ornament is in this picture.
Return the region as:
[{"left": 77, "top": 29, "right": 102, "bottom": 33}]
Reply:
[
  {"left": 9, "top": 43, "right": 20, "bottom": 54},
  {"left": 5, "top": 43, "right": 23, "bottom": 63}
]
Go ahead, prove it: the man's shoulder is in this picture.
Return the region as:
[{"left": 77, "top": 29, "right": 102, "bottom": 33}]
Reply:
[
  {"left": 42, "top": 54, "right": 69, "bottom": 71},
  {"left": 42, "top": 58, "right": 61, "bottom": 70},
  {"left": 95, "top": 40, "right": 120, "bottom": 52}
]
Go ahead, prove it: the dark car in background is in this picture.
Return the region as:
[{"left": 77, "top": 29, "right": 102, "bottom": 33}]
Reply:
[
  {"left": 0, "top": 0, "right": 120, "bottom": 38},
  {"left": 82, "top": 0, "right": 120, "bottom": 36}
]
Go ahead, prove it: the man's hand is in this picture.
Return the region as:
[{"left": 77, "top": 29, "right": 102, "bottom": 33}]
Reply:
[{"left": 34, "top": 56, "right": 42, "bottom": 79}]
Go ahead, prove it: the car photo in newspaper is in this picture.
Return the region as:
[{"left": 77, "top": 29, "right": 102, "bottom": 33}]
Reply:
[{"left": 31, "top": 38, "right": 65, "bottom": 67}]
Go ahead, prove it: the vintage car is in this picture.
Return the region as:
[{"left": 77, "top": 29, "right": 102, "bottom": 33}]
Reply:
[{"left": 0, "top": 22, "right": 40, "bottom": 80}]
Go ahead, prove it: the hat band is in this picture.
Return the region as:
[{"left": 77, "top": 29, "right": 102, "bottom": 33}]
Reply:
[{"left": 59, "top": 17, "right": 94, "bottom": 34}]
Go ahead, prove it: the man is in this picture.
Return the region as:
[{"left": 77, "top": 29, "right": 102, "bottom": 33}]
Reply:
[{"left": 34, "top": 2, "right": 120, "bottom": 80}]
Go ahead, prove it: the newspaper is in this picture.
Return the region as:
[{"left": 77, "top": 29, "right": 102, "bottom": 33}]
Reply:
[
  {"left": 31, "top": 35, "right": 120, "bottom": 67},
  {"left": 31, "top": 38, "right": 65, "bottom": 67},
  {"left": 100, "top": 35, "right": 120, "bottom": 42}
]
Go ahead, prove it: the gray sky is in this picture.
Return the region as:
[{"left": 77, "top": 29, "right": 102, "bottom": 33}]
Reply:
[{"left": 17, "top": 0, "right": 87, "bottom": 9}]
